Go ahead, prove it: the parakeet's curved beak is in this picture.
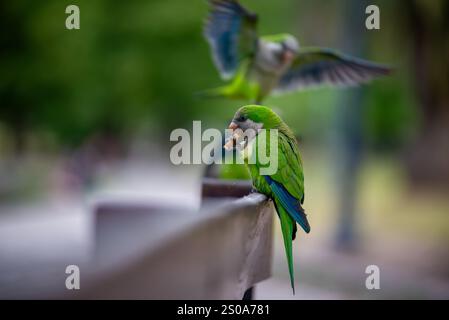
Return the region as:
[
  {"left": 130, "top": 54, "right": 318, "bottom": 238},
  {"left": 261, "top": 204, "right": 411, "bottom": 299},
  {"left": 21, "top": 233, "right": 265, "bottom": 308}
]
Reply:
[
  {"left": 224, "top": 121, "right": 239, "bottom": 151},
  {"left": 282, "top": 50, "right": 295, "bottom": 63},
  {"left": 228, "top": 121, "right": 238, "bottom": 130}
]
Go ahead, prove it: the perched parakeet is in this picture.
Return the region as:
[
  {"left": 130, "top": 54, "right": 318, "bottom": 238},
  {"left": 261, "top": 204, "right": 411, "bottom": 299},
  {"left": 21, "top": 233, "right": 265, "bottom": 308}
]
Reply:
[
  {"left": 224, "top": 105, "right": 310, "bottom": 293},
  {"left": 203, "top": 0, "right": 391, "bottom": 103}
]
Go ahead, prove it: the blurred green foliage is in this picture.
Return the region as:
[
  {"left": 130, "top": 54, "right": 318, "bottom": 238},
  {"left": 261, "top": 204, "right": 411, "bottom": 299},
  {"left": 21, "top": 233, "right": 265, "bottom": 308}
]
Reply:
[{"left": 0, "top": 0, "right": 419, "bottom": 152}]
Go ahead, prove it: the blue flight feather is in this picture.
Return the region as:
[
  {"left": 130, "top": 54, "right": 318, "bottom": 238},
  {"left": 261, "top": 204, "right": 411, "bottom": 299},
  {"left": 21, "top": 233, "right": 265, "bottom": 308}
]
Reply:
[
  {"left": 205, "top": 0, "right": 257, "bottom": 78},
  {"left": 205, "top": 1, "right": 243, "bottom": 75},
  {"left": 264, "top": 176, "right": 310, "bottom": 233}
]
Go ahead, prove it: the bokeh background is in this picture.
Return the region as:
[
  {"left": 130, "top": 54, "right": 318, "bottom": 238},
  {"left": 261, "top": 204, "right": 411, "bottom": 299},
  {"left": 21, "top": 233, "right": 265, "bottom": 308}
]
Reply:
[{"left": 1, "top": 0, "right": 448, "bottom": 299}]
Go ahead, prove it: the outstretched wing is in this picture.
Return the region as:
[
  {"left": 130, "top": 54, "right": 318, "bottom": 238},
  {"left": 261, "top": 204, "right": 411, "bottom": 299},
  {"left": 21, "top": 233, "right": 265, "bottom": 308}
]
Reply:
[
  {"left": 275, "top": 47, "right": 392, "bottom": 92},
  {"left": 204, "top": 0, "right": 259, "bottom": 80}
]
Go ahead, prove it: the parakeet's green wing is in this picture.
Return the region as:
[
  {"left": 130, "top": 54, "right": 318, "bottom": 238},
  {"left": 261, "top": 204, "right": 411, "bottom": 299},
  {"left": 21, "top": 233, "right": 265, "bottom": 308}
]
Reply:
[
  {"left": 272, "top": 133, "right": 304, "bottom": 202},
  {"left": 204, "top": 0, "right": 259, "bottom": 80},
  {"left": 275, "top": 47, "right": 392, "bottom": 92},
  {"left": 266, "top": 133, "right": 310, "bottom": 234}
]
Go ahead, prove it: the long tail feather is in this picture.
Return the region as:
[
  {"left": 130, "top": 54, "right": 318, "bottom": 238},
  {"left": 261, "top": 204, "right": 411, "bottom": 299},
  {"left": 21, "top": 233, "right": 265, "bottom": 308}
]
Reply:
[{"left": 274, "top": 199, "right": 296, "bottom": 294}]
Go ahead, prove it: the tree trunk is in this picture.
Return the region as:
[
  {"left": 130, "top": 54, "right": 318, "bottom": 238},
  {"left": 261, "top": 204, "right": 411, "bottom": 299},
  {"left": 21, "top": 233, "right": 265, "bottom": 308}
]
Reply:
[{"left": 405, "top": 0, "right": 449, "bottom": 188}]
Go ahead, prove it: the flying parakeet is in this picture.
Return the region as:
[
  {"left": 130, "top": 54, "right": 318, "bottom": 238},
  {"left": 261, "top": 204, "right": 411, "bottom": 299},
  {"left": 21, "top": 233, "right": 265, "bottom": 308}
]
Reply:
[
  {"left": 224, "top": 105, "right": 310, "bottom": 293},
  {"left": 203, "top": 0, "right": 391, "bottom": 103}
]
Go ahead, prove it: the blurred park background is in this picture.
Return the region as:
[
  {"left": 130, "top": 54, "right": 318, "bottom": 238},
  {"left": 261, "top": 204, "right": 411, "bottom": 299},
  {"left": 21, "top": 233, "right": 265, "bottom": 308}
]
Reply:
[{"left": 0, "top": 0, "right": 449, "bottom": 299}]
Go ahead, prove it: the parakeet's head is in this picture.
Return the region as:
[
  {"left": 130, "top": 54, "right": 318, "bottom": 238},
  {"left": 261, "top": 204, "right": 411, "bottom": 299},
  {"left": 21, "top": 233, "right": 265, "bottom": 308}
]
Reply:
[
  {"left": 229, "top": 105, "right": 282, "bottom": 131},
  {"left": 224, "top": 105, "right": 285, "bottom": 151},
  {"left": 280, "top": 34, "right": 299, "bottom": 63},
  {"left": 264, "top": 33, "right": 300, "bottom": 64},
  {"left": 281, "top": 34, "right": 300, "bottom": 54}
]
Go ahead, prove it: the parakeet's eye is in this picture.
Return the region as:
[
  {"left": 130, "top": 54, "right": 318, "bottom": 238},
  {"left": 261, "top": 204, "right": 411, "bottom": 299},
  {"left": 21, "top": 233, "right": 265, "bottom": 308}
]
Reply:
[{"left": 237, "top": 115, "right": 247, "bottom": 122}]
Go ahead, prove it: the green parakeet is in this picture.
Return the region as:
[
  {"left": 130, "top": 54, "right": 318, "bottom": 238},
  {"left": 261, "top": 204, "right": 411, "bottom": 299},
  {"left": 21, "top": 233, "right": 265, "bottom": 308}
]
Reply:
[
  {"left": 203, "top": 0, "right": 391, "bottom": 103},
  {"left": 224, "top": 105, "right": 310, "bottom": 293}
]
